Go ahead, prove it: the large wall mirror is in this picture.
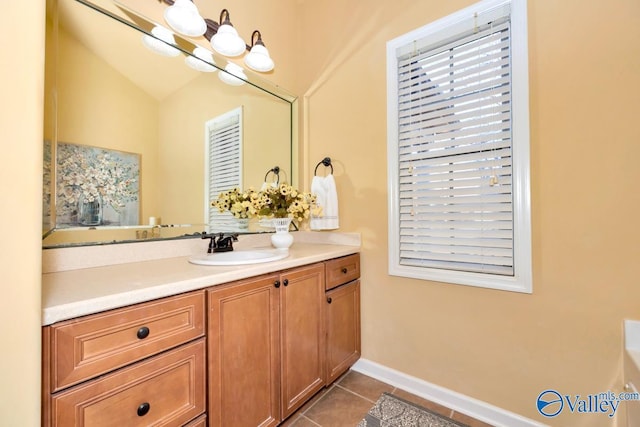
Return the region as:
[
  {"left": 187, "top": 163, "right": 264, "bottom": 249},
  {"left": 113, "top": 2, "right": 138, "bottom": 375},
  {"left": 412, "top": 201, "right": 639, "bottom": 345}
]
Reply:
[{"left": 43, "top": 0, "right": 296, "bottom": 248}]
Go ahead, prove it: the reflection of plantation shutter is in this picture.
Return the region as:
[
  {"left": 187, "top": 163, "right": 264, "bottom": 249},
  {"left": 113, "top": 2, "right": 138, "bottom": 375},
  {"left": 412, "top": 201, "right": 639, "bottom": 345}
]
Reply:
[
  {"left": 205, "top": 107, "right": 242, "bottom": 230},
  {"left": 388, "top": 0, "right": 532, "bottom": 293}
]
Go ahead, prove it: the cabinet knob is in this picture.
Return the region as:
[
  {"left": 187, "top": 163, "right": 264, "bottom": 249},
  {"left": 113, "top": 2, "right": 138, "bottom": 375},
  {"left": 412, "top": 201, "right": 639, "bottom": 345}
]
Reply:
[
  {"left": 274, "top": 280, "right": 281, "bottom": 288},
  {"left": 137, "top": 402, "right": 150, "bottom": 417},
  {"left": 341, "top": 267, "right": 348, "bottom": 274},
  {"left": 136, "top": 326, "right": 150, "bottom": 340},
  {"left": 283, "top": 279, "right": 289, "bottom": 286},
  {"left": 327, "top": 297, "right": 332, "bottom": 304}
]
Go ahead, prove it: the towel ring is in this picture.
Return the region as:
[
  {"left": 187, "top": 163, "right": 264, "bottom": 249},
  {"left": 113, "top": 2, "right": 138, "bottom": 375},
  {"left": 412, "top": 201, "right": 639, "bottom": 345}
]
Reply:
[
  {"left": 264, "top": 166, "right": 280, "bottom": 184},
  {"left": 314, "top": 157, "right": 333, "bottom": 176}
]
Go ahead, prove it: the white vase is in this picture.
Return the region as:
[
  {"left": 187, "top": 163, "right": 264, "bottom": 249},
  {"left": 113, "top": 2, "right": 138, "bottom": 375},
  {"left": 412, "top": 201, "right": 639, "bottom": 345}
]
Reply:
[
  {"left": 237, "top": 218, "right": 250, "bottom": 229},
  {"left": 271, "top": 217, "right": 293, "bottom": 249}
]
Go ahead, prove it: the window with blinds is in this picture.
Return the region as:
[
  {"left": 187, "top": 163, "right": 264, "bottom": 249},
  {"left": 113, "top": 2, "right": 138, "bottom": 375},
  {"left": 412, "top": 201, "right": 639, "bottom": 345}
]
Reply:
[
  {"left": 205, "top": 107, "right": 243, "bottom": 231},
  {"left": 387, "top": 0, "right": 532, "bottom": 293}
]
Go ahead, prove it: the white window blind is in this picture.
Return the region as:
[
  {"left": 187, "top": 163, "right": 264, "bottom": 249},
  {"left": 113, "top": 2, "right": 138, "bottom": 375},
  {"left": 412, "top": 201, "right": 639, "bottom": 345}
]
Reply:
[
  {"left": 205, "top": 107, "right": 243, "bottom": 231},
  {"left": 399, "top": 20, "right": 513, "bottom": 276},
  {"left": 387, "top": 0, "right": 531, "bottom": 293}
]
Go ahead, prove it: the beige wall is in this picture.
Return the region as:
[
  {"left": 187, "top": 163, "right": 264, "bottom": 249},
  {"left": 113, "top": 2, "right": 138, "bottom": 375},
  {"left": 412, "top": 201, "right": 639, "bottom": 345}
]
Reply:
[
  {"left": 0, "top": 1, "right": 45, "bottom": 425},
  {"left": 296, "top": 0, "right": 640, "bottom": 425}
]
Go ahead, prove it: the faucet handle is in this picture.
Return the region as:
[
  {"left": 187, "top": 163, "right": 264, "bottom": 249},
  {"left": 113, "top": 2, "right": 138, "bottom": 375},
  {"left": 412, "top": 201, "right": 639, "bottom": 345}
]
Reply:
[
  {"left": 201, "top": 233, "right": 220, "bottom": 254},
  {"left": 216, "top": 233, "right": 238, "bottom": 251}
]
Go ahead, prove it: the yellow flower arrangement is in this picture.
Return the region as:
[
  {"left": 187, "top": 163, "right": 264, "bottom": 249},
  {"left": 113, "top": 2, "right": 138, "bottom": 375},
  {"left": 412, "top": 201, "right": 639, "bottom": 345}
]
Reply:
[
  {"left": 212, "top": 184, "right": 320, "bottom": 223},
  {"left": 211, "top": 187, "right": 258, "bottom": 219},
  {"left": 255, "top": 183, "right": 319, "bottom": 221}
]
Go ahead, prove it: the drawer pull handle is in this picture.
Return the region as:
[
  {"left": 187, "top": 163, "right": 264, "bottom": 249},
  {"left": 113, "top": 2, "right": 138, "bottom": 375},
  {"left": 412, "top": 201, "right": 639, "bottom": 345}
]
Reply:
[
  {"left": 136, "top": 326, "right": 150, "bottom": 340},
  {"left": 327, "top": 297, "right": 332, "bottom": 304},
  {"left": 341, "top": 267, "right": 348, "bottom": 274},
  {"left": 274, "top": 280, "right": 281, "bottom": 288},
  {"left": 283, "top": 279, "right": 289, "bottom": 287},
  {"left": 137, "top": 402, "right": 151, "bottom": 417}
]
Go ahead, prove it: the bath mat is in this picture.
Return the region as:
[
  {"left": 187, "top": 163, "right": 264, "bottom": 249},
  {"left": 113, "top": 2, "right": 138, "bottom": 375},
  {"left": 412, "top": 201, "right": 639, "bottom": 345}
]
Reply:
[{"left": 357, "top": 392, "right": 469, "bottom": 427}]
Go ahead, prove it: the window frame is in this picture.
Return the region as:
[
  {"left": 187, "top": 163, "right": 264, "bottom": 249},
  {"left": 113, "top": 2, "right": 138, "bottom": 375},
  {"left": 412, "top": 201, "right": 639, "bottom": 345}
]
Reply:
[{"left": 386, "top": 0, "right": 532, "bottom": 293}]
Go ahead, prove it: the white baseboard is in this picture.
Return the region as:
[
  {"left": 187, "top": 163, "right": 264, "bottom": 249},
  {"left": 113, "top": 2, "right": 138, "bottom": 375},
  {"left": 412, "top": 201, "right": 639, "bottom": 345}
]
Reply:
[{"left": 351, "top": 358, "right": 547, "bottom": 427}]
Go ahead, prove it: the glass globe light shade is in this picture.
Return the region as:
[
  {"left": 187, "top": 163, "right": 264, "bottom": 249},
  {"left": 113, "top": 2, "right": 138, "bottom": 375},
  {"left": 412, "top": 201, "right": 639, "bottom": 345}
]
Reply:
[
  {"left": 244, "top": 44, "right": 274, "bottom": 72},
  {"left": 185, "top": 46, "right": 217, "bottom": 72},
  {"left": 218, "top": 62, "right": 247, "bottom": 86},
  {"left": 210, "top": 24, "right": 246, "bottom": 57},
  {"left": 142, "top": 26, "right": 180, "bottom": 57},
  {"left": 164, "top": 0, "right": 207, "bottom": 37}
]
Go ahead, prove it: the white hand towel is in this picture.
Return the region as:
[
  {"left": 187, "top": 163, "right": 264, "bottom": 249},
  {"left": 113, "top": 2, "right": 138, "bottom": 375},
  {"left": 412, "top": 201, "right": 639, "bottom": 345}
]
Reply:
[
  {"left": 311, "top": 174, "right": 339, "bottom": 230},
  {"left": 260, "top": 181, "right": 278, "bottom": 191}
]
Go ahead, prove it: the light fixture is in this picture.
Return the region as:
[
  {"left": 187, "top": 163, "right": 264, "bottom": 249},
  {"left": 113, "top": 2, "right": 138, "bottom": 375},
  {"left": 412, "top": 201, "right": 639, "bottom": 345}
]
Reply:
[
  {"left": 244, "top": 30, "right": 274, "bottom": 72},
  {"left": 151, "top": 2, "right": 277, "bottom": 75},
  {"left": 163, "top": 0, "right": 207, "bottom": 37},
  {"left": 218, "top": 62, "right": 247, "bottom": 86},
  {"left": 185, "top": 46, "right": 217, "bottom": 72},
  {"left": 210, "top": 9, "right": 247, "bottom": 57},
  {"left": 142, "top": 25, "right": 180, "bottom": 57}
]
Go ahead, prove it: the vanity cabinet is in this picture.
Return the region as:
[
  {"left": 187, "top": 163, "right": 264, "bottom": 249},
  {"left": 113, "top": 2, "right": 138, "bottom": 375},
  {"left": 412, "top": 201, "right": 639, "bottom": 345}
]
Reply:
[
  {"left": 207, "top": 263, "right": 326, "bottom": 427},
  {"left": 324, "top": 254, "right": 361, "bottom": 383},
  {"left": 42, "top": 290, "right": 207, "bottom": 426},
  {"left": 42, "top": 251, "right": 360, "bottom": 427}
]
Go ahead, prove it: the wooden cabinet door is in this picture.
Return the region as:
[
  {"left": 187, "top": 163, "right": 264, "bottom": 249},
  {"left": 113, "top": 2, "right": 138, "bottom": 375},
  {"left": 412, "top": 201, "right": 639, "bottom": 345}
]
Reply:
[
  {"left": 280, "top": 263, "right": 326, "bottom": 419},
  {"left": 208, "top": 274, "right": 281, "bottom": 427},
  {"left": 326, "top": 279, "right": 361, "bottom": 384}
]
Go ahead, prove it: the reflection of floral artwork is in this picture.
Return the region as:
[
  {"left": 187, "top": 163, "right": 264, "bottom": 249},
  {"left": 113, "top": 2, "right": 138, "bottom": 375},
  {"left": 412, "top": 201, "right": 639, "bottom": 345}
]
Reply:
[
  {"left": 43, "top": 140, "right": 52, "bottom": 228},
  {"left": 56, "top": 142, "right": 140, "bottom": 227}
]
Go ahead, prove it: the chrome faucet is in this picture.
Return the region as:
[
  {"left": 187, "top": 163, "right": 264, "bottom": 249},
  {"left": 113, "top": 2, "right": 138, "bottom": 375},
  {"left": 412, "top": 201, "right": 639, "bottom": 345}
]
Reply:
[{"left": 202, "top": 233, "right": 238, "bottom": 253}]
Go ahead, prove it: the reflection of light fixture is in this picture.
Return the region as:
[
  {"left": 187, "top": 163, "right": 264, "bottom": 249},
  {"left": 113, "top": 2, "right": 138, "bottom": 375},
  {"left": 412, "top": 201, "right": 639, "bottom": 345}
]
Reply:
[
  {"left": 218, "top": 62, "right": 247, "bottom": 86},
  {"left": 142, "top": 25, "right": 180, "bottom": 57},
  {"left": 185, "top": 46, "right": 217, "bottom": 72},
  {"left": 163, "top": 0, "right": 206, "bottom": 37},
  {"left": 210, "top": 9, "right": 246, "bottom": 57},
  {"left": 244, "top": 30, "right": 274, "bottom": 72}
]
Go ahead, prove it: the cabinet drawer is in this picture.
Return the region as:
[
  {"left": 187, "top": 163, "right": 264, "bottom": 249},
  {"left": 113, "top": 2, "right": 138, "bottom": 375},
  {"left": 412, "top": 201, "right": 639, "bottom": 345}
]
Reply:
[
  {"left": 325, "top": 254, "right": 360, "bottom": 291},
  {"left": 46, "top": 291, "right": 205, "bottom": 392},
  {"left": 51, "top": 339, "right": 206, "bottom": 427}
]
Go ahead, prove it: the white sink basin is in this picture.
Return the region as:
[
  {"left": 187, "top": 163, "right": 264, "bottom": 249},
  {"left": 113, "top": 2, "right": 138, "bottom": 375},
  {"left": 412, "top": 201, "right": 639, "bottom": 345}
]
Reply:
[{"left": 189, "top": 249, "right": 289, "bottom": 266}]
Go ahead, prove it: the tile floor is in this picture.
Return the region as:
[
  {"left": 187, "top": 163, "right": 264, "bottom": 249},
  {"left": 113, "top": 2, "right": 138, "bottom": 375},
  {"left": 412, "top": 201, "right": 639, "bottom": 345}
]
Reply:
[{"left": 281, "top": 370, "right": 494, "bottom": 427}]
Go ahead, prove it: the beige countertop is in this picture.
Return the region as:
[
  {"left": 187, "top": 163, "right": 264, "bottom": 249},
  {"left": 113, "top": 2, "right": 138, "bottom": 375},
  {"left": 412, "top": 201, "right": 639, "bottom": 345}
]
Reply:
[{"left": 42, "top": 232, "right": 360, "bottom": 326}]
